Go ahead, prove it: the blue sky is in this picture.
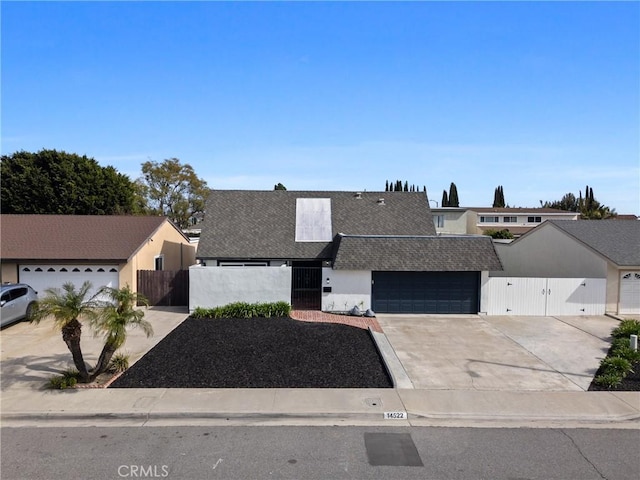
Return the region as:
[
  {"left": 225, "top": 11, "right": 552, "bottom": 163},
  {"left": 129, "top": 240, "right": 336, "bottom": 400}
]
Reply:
[{"left": 2, "top": 1, "right": 639, "bottom": 214}]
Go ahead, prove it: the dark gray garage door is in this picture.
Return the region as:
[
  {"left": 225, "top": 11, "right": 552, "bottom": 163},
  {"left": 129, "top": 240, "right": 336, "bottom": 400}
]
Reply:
[{"left": 372, "top": 271, "right": 480, "bottom": 314}]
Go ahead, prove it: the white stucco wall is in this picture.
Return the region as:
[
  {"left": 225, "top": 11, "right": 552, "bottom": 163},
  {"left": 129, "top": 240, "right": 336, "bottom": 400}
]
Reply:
[
  {"left": 321, "top": 268, "right": 372, "bottom": 312},
  {"left": 189, "top": 265, "right": 292, "bottom": 312},
  {"left": 491, "top": 224, "right": 607, "bottom": 278}
]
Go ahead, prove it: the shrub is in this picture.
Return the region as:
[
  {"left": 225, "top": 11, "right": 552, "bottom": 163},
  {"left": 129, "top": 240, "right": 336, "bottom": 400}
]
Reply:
[
  {"left": 108, "top": 353, "right": 130, "bottom": 373},
  {"left": 484, "top": 229, "right": 514, "bottom": 240},
  {"left": 611, "top": 319, "right": 640, "bottom": 339},
  {"left": 192, "top": 301, "right": 291, "bottom": 319},
  {"left": 594, "top": 372, "right": 624, "bottom": 389},
  {"left": 610, "top": 338, "right": 640, "bottom": 363},
  {"left": 47, "top": 368, "right": 79, "bottom": 390},
  {"left": 599, "top": 356, "right": 633, "bottom": 376}
]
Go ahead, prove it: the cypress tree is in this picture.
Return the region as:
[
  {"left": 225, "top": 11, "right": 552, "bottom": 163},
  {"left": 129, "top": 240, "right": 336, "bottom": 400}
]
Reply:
[
  {"left": 385, "top": 180, "right": 389, "bottom": 192},
  {"left": 448, "top": 182, "right": 459, "bottom": 207},
  {"left": 442, "top": 190, "right": 449, "bottom": 207},
  {"left": 493, "top": 185, "right": 505, "bottom": 208}
]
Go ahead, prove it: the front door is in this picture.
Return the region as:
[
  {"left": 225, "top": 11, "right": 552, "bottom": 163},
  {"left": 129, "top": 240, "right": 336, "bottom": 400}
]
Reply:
[{"left": 291, "top": 261, "right": 322, "bottom": 310}]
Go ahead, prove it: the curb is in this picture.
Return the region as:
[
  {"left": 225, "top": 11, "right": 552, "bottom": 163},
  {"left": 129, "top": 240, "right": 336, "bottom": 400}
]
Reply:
[{"left": 368, "top": 328, "right": 414, "bottom": 389}]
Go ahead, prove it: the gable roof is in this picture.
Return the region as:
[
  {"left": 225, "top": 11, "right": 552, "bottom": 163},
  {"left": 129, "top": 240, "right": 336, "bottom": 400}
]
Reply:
[
  {"left": 0, "top": 215, "right": 174, "bottom": 262},
  {"left": 333, "top": 235, "right": 503, "bottom": 271},
  {"left": 542, "top": 220, "right": 640, "bottom": 267},
  {"left": 198, "top": 190, "right": 436, "bottom": 260}
]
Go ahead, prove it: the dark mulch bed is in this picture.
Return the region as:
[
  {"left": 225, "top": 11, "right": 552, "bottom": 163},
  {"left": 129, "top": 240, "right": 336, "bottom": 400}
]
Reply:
[
  {"left": 110, "top": 317, "right": 393, "bottom": 388},
  {"left": 588, "top": 360, "right": 640, "bottom": 392}
]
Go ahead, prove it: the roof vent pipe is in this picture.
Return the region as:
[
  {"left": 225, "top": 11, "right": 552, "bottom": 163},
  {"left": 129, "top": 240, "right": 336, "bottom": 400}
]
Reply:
[
  {"left": 377, "top": 198, "right": 385, "bottom": 205},
  {"left": 355, "top": 192, "right": 362, "bottom": 199}
]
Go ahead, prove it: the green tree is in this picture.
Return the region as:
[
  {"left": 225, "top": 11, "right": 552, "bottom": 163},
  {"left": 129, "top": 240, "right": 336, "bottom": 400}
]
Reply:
[
  {"left": 541, "top": 186, "right": 616, "bottom": 219},
  {"left": 274, "top": 183, "right": 287, "bottom": 191},
  {"left": 1, "top": 149, "right": 137, "bottom": 215},
  {"left": 493, "top": 186, "right": 505, "bottom": 208},
  {"left": 30, "top": 282, "right": 101, "bottom": 383},
  {"left": 441, "top": 190, "right": 449, "bottom": 207},
  {"left": 89, "top": 286, "right": 153, "bottom": 378},
  {"left": 139, "top": 158, "right": 210, "bottom": 229},
  {"left": 448, "top": 182, "right": 459, "bottom": 207},
  {"left": 541, "top": 192, "right": 578, "bottom": 211}
]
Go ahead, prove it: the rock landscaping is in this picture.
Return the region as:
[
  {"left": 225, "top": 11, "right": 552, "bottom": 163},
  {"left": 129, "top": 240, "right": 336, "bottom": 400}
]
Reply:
[{"left": 110, "top": 316, "right": 393, "bottom": 388}]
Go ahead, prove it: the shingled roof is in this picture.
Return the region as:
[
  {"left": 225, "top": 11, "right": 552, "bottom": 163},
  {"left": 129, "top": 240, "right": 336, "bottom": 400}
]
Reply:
[
  {"left": 546, "top": 220, "right": 640, "bottom": 266},
  {"left": 197, "top": 190, "right": 437, "bottom": 260},
  {"left": 0, "top": 215, "right": 172, "bottom": 262},
  {"left": 332, "top": 235, "right": 503, "bottom": 271}
]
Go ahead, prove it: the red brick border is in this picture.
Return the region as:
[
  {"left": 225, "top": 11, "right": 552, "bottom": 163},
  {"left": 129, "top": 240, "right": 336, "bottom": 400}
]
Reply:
[{"left": 290, "top": 310, "right": 383, "bottom": 333}]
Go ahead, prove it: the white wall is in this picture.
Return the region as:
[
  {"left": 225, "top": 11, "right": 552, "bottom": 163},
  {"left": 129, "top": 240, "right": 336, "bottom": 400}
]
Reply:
[
  {"left": 321, "top": 268, "right": 372, "bottom": 312},
  {"left": 189, "top": 265, "right": 292, "bottom": 312},
  {"left": 492, "top": 224, "right": 607, "bottom": 278}
]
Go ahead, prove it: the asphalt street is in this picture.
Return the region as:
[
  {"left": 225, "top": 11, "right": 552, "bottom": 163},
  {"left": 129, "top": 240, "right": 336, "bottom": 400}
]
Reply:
[{"left": 2, "top": 426, "right": 638, "bottom": 480}]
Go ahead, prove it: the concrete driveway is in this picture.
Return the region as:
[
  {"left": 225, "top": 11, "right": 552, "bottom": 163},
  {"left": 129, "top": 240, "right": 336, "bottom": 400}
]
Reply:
[
  {"left": 376, "top": 314, "right": 619, "bottom": 392},
  {"left": 0, "top": 307, "right": 189, "bottom": 392}
]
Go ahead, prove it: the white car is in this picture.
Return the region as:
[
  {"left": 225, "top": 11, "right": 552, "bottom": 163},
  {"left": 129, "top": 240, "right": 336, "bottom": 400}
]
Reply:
[{"left": 1, "top": 283, "right": 38, "bottom": 327}]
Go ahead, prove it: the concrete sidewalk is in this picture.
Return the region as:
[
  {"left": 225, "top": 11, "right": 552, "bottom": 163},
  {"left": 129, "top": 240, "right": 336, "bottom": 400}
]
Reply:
[{"left": 2, "top": 386, "right": 639, "bottom": 429}]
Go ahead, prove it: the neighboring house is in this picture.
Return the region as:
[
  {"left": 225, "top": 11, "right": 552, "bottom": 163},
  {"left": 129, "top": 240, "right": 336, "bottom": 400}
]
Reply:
[
  {"left": 0, "top": 215, "right": 196, "bottom": 297},
  {"left": 432, "top": 207, "right": 579, "bottom": 237},
  {"left": 193, "top": 190, "right": 502, "bottom": 314},
  {"left": 490, "top": 220, "right": 640, "bottom": 315}
]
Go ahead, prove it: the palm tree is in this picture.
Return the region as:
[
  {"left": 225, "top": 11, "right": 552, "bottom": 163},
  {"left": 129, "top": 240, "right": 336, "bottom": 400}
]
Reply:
[
  {"left": 89, "top": 285, "right": 153, "bottom": 379},
  {"left": 30, "top": 281, "right": 101, "bottom": 383}
]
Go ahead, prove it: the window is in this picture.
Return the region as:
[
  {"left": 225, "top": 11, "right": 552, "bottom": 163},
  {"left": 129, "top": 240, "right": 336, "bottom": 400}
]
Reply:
[
  {"left": 218, "top": 261, "right": 269, "bottom": 267},
  {"left": 480, "top": 216, "right": 499, "bottom": 223},
  {"left": 503, "top": 216, "right": 517, "bottom": 223},
  {"left": 527, "top": 216, "right": 542, "bottom": 223},
  {"left": 434, "top": 215, "right": 445, "bottom": 228},
  {"left": 154, "top": 255, "right": 164, "bottom": 271}
]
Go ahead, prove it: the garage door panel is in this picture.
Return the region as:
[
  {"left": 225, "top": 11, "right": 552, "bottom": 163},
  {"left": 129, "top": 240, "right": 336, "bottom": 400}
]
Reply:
[
  {"left": 620, "top": 272, "right": 640, "bottom": 314},
  {"left": 373, "top": 271, "right": 479, "bottom": 314},
  {"left": 20, "top": 265, "right": 119, "bottom": 300}
]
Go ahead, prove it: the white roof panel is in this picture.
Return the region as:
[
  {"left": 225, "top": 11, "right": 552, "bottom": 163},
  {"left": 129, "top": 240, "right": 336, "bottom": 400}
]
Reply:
[{"left": 295, "top": 198, "right": 333, "bottom": 242}]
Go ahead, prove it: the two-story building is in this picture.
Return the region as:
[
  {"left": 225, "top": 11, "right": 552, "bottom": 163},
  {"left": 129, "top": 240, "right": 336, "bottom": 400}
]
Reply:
[{"left": 432, "top": 207, "right": 579, "bottom": 237}]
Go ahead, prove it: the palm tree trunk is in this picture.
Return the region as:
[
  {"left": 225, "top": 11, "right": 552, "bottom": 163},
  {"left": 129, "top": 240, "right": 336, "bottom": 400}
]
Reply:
[
  {"left": 90, "top": 342, "right": 117, "bottom": 381},
  {"left": 61, "top": 319, "right": 89, "bottom": 383}
]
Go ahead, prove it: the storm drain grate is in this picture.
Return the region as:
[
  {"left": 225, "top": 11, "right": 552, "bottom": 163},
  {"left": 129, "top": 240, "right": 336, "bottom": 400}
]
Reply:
[{"left": 364, "top": 432, "right": 424, "bottom": 467}]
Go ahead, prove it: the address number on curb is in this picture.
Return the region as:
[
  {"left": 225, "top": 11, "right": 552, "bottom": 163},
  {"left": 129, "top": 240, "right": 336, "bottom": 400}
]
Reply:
[{"left": 384, "top": 411, "right": 407, "bottom": 420}]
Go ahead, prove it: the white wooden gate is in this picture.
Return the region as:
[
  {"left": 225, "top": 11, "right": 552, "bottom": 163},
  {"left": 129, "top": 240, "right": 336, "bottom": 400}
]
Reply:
[{"left": 484, "top": 277, "right": 606, "bottom": 316}]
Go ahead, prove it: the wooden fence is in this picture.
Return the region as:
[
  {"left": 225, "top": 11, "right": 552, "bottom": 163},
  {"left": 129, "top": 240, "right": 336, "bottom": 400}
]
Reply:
[{"left": 137, "top": 270, "right": 189, "bottom": 306}]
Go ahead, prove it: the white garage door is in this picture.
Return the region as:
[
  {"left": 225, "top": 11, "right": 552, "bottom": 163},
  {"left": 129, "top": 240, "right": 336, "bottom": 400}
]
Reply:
[
  {"left": 620, "top": 272, "right": 640, "bottom": 314},
  {"left": 19, "top": 265, "right": 119, "bottom": 300}
]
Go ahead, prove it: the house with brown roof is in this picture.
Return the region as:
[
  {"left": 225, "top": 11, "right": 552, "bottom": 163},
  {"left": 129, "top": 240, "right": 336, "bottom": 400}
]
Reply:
[
  {"left": 193, "top": 190, "right": 502, "bottom": 314},
  {"left": 0, "top": 215, "right": 196, "bottom": 298}
]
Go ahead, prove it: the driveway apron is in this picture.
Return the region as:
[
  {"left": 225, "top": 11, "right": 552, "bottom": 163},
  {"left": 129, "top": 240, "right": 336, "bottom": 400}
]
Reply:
[
  {"left": 376, "top": 315, "right": 616, "bottom": 391},
  {"left": 0, "top": 307, "right": 189, "bottom": 392}
]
